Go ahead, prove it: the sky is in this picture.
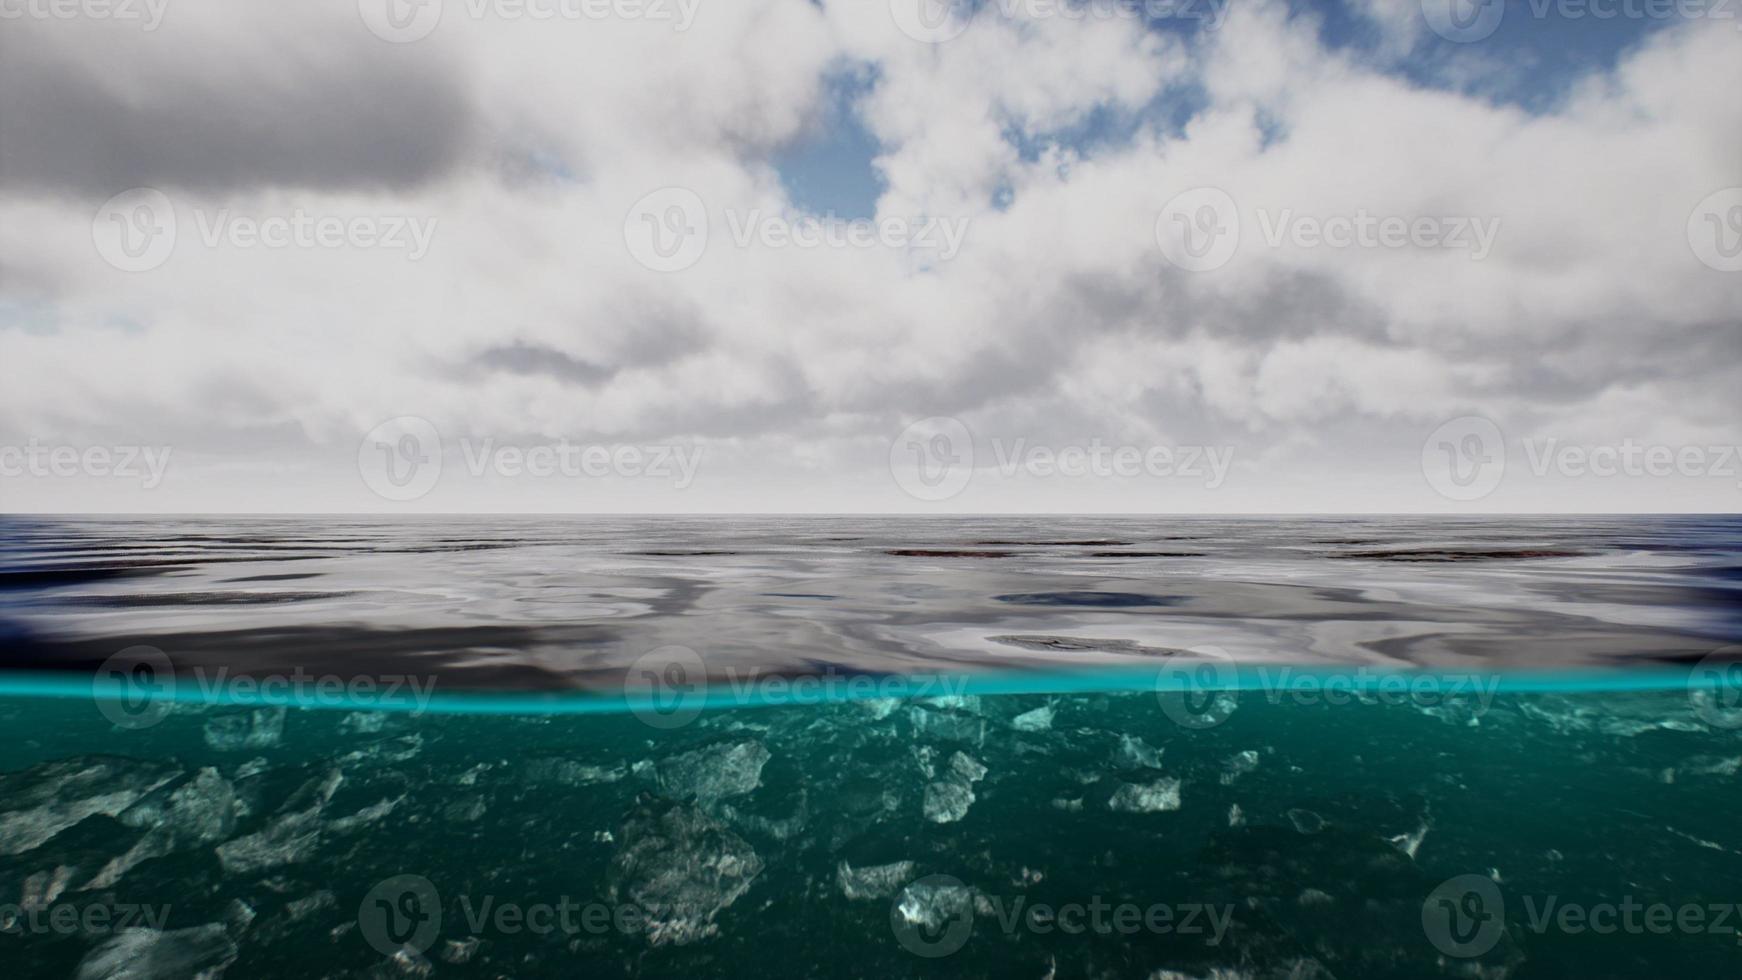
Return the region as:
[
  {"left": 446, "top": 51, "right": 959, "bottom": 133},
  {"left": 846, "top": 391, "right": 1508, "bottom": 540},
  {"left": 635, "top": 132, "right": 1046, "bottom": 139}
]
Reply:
[{"left": 0, "top": 0, "right": 1738, "bottom": 514}]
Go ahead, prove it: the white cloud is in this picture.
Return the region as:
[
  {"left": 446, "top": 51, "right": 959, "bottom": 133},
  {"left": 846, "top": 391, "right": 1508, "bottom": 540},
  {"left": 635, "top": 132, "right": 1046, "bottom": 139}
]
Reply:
[{"left": 0, "top": 0, "right": 1737, "bottom": 513}]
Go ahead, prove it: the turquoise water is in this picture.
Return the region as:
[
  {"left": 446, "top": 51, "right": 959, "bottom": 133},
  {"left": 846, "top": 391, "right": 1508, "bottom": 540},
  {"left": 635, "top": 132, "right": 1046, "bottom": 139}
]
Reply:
[{"left": 4, "top": 674, "right": 1742, "bottom": 978}]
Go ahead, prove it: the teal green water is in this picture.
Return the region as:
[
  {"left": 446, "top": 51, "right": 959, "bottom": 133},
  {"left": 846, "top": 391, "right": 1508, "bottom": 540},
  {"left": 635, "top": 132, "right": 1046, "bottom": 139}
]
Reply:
[
  {"left": 1, "top": 665, "right": 1725, "bottom": 713},
  {"left": 3, "top": 676, "right": 1740, "bottom": 978}
]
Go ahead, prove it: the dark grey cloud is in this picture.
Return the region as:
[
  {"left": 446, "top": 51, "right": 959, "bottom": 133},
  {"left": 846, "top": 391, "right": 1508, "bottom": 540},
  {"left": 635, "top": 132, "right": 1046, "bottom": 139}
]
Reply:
[
  {"left": 0, "top": 19, "right": 477, "bottom": 196},
  {"left": 470, "top": 341, "right": 614, "bottom": 386}
]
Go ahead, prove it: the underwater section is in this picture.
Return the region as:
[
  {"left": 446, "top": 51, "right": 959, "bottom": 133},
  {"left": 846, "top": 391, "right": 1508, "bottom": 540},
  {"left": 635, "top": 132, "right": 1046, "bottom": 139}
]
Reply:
[{"left": 3, "top": 675, "right": 1742, "bottom": 979}]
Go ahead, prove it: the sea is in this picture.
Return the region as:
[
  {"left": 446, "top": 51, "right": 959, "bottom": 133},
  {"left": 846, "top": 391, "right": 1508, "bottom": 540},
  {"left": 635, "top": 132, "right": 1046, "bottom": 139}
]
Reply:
[{"left": 0, "top": 514, "right": 1739, "bottom": 978}]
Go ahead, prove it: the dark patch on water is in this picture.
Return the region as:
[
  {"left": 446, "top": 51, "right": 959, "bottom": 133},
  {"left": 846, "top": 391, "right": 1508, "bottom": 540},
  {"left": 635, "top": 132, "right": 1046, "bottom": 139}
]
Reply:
[
  {"left": 1333, "top": 549, "right": 1584, "bottom": 562},
  {"left": 0, "top": 566, "right": 177, "bottom": 589},
  {"left": 987, "top": 634, "right": 1178, "bottom": 655},
  {"left": 886, "top": 549, "right": 1015, "bottom": 558},
  {"left": 969, "top": 539, "right": 1131, "bottom": 547},
  {"left": 994, "top": 592, "right": 1185, "bottom": 608},
  {"left": 0, "top": 624, "right": 603, "bottom": 689},
  {"left": 1087, "top": 551, "right": 1209, "bottom": 558},
  {"left": 43, "top": 591, "right": 355, "bottom": 608}
]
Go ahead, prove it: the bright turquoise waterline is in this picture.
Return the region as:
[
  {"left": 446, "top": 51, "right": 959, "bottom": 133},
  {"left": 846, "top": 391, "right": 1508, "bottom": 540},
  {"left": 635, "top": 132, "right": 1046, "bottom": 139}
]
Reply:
[{"left": 0, "top": 665, "right": 1722, "bottom": 716}]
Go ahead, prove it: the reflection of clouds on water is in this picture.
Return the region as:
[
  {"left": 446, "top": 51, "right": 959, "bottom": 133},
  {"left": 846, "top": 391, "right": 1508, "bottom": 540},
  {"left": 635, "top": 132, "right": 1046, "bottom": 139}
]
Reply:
[{"left": 1, "top": 515, "right": 1737, "bottom": 688}]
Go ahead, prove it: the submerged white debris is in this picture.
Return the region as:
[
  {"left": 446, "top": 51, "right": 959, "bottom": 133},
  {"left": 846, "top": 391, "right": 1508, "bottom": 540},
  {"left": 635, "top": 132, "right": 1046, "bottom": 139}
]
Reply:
[
  {"left": 1387, "top": 821, "right": 1430, "bottom": 859},
  {"left": 86, "top": 767, "right": 239, "bottom": 889},
  {"left": 215, "top": 769, "right": 342, "bottom": 874},
  {"left": 74, "top": 924, "right": 237, "bottom": 980},
  {"left": 522, "top": 758, "right": 626, "bottom": 786},
  {"left": 0, "top": 757, "right": 180, "bottom": 857},
  {"left": 923, "top": 751, "right": 988, "bottom": 824},
  {"left": 1108, "top": 778, "right": 1182, "bottom": 814},
  {"left": 203, "top": 707, "right": 286, "bottom": 751},
  {"left": 908, "top": 706, "right": 986, "bottom": 744},
  {"left": 441, "top": 937, "right": 481, "bottom": 965},
  {"left": 338, "top": 711, "right": 389, "bottom": 735},
  {"left": 858, "top": 698, "right": 899, "bottom": 721},
  {"left": 949, "top": 751, "right": 987, "bottom": 783},
  {"left": 1011, "top": 704, "right": 1055, "bottom": 732},
  {"left": 837, "top": 859, "right": 917, "bottom": 900},
  {"left": 655, "top": 740, "right": 770, "bottom": 804},
  {"left": 608, "top": 803, "right": 764, "bottom": 947},
  {"left": 329, "top": 796, "right": 402, "bottom": 834},
  {"left": 923, "top": 780, "right": 975, "bottom": 824},
  {"left": 894, "top": 878, "right": 975, "bottom": 932},
  {"left": 1219, "top": 750, "right": 1260, "bottom": 786},
  {"left": 338, "top": 734, "right": 423, "bottom": 767},
  {"left": 1113, "top": 734, "right": 1166, "bottom": 770}
]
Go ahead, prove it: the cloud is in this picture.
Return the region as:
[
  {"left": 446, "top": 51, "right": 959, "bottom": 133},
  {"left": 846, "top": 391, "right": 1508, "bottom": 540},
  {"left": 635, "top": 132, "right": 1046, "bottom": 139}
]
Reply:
[{"left": 0, "top": 0, "right": 1737, "bottom": 512}]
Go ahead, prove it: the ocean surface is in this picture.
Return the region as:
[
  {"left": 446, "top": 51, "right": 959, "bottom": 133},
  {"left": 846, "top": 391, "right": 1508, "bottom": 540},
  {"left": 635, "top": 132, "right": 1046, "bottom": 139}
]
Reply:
[
  {"left": 1, "top": 515, "right": 1740, "bottom": 978},
  {"left": 2, "top": 515, "right": 1739, "bottom": 687}
]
